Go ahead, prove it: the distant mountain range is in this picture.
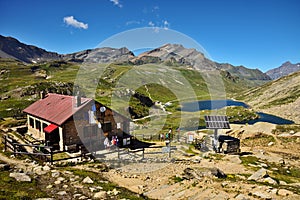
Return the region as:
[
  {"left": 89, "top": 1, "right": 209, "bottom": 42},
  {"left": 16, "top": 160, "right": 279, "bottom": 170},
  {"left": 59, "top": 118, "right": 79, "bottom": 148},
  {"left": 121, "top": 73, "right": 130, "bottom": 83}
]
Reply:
[
  {"left": 266, "top": 61, "right": 300, "bottom": 80},
  {"left": 1, "top": 34, "right": 298, "bottom": 81}
]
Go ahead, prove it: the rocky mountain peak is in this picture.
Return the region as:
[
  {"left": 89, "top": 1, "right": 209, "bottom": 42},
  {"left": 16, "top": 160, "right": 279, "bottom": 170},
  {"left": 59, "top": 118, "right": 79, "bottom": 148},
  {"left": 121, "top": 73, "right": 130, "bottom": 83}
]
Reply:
[
  {"left": 131, "top": 43, "right": 211, "bottom": 69},
  {"left": 63, "top": 46, "right": 135, "bottom": 63},
  {"left": 266, "top": 61, "right": 300, "bottom": 80}
]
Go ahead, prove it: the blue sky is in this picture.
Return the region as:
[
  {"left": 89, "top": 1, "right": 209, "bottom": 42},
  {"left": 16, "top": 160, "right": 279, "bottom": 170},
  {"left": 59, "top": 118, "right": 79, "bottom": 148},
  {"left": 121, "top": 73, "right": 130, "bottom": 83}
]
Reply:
[{"left": 0, "top": 0, "right": 299, "bottom": 72}]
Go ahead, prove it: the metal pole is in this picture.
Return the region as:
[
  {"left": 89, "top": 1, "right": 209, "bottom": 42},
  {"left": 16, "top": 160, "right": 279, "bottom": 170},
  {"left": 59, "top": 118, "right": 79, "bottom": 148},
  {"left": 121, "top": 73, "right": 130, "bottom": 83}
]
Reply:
[
  {"left": 168, "top": 141, "right": 171, "bottom": 158},
  {"left": 213, "top": 129, "right": 218, "bottom": 152}
]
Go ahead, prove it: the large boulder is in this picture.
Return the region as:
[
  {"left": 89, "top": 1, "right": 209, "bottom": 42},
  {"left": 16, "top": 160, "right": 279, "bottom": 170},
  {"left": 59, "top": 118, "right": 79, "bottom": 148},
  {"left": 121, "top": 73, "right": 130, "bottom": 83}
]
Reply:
[
  {"left": 82, "top": 176, "right": 94, "bottom": 184},
  {"left": 247, "top": 168, "right": 268, "bottom": 181},
  {"left": 9, "top": 172, "right": 31, "bottom": 182}
]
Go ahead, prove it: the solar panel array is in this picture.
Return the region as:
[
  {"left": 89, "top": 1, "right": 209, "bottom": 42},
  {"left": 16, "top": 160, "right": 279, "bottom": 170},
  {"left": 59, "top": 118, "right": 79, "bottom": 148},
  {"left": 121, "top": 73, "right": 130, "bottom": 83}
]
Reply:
[{"left": 204, "top": 115, "right": 230, "bottom": 129}]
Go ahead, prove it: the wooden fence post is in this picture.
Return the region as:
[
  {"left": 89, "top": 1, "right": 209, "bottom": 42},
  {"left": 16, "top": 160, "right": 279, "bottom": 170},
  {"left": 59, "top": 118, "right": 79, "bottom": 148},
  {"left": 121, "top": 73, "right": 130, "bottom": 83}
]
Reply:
[
  {"left": 79, "top": 146, "right": 83, "bottom": 161},
  {"left": 50, "top": 149, "right": 53, "bottom": 165},
  {"left": 13, "top": 143, "right": 16, "bottom": 156},
  {"left": 168, "top": 142, "right": 171, "bottom": 158},
  {"left": 4, "top": 136, "right": 7, "bottom": 152}
]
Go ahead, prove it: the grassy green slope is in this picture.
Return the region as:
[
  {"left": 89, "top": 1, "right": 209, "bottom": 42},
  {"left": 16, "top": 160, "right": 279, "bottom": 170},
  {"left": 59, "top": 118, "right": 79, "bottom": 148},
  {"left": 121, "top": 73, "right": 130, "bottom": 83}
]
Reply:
[
  {"left": 0, "top": 59, "right": 253, "bottom": 121},
  {"left": 0, "top": 59, "right": 79, "bottom": 118}
]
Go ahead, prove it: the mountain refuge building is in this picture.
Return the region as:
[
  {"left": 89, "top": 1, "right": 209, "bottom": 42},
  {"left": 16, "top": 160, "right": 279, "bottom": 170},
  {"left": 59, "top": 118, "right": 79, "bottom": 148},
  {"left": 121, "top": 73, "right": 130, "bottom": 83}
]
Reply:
[{"left": 23, "top": 93, "right": 131, "bottom": 152}]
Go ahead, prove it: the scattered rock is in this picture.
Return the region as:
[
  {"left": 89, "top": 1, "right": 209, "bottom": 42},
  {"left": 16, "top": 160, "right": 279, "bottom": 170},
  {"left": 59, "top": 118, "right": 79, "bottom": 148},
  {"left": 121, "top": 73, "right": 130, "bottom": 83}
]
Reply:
[
  {"left": 89, "top": 187, "right": 99, "bottom": 193},
  {"left": 270, "top": 188, "right": 278, "bottom": 194},
  {"left": 263, "top": 177, "right": 277, "bottom": 185},
  {"left": 221, "top": 182, "right": 228, "bottom": 188},
  {"left": 210, "top": 167, "right": 227, "bottom": 178},
  {"left": 235, "top": 174, "right": 246, "bottom": 180},
  {"left": 247, "top": 168, "right": 268, "bottom": 181},
  {"left": 259, "top": 163, "right": 268, "bottom": 168},
  {"left": 0, "top": 163, "right": 10, "bottom": 171},
  {"left": 267, "top": 142, "right": 274, "bottom": 146},
  {"left": 137, "top": 185, "right": 144, "bottom": 190},
  {"left": 252, "top": 191, "right": 271, "bottom": 200},
  {"left": 51, "top": 171, "right": 60, "bottom": 178},
  {"left": 43, "top": 165, "right": 51, "bottom": 171},
  {"left": 182, "top": 168, "right": 205, "bottom": 180},
  {"left": 46, "top": 185, "right": 53, "bottom": 189},
  {"left": 278, "top": 189, "right": 293, "bottom": 196},
  {"left": 34, "top": 166, "right": 47, "bottom": 175},
  {"left": 73, "top": 193, "right": 82, "bottom": 198},
  {"left": 9, "top": 172, "right": 31, "bottom": 182},
  {"left": 94, "top": 191, "right": 107, "bottom": 199},
  {"left": 279, "top": 180, "right": 287, "bottom": 185},
  {"left": 112, "top": 188, "right": 120, "bottom": 195},
  {"left": 57, "top": 177, "right": 65, "bottom": 182},
  {"left": 57, "top": 191, "right": 67, "bottom": 196},
  {"left": 64, "top": 170, "right": 73, "bottom": 175},
  {"left": 235, "top": 193, "right": 250, "bottom": 200},
  {"left": 74, "top": 184, "right": 84, "bottom": 189},
  {"left": 225, "top": 155, "right": 242, "bottom": 164},
  {"left": 82, "top": 176, "right": 94, "bottom": 184}
]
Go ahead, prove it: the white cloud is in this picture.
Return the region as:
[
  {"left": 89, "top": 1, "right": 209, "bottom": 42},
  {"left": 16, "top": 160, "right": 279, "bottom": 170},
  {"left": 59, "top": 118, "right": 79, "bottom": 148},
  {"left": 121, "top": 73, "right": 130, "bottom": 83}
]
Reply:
[
  {"left": 163, "top": 20, "right": 170, "bottom": 30},
  {"left": 63, "top": 16, "right": 88, "bottom": 29},
  {"left": 148, "top": 20, "right": 170, "bottom": 31},
  {"left": 110, "top": 0, "right": 123, "bottom": 8},
  {"left": 148, "top": 21, "right": 155, "bottom": 27},
  {"left": 126, "top": 20, "right": 141, "bottom": 26}
]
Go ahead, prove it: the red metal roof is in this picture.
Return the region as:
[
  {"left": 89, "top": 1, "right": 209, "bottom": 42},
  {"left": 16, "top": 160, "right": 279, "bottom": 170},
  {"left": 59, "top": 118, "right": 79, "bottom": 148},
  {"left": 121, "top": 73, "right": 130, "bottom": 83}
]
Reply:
[
  {"left": 44, "top": 124, "right": 58, "bottom": 133},
  {"left": 23, "top": 93, "right": 93, "bottom": 126}
]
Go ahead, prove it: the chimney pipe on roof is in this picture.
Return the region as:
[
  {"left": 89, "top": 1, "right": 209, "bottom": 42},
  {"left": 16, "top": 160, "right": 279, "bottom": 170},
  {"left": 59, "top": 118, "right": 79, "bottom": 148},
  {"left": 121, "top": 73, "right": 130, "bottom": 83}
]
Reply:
[
  {"left": 75, "top": 91, "right": 81, "bottom": 107},
  {"left": 40, "top": 91, "right": 45, "bottom": 99}
]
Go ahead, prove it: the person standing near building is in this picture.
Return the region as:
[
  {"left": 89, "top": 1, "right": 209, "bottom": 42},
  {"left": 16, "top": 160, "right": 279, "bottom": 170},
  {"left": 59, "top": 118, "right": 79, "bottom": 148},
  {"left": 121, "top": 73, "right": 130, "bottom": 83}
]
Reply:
[{"left": 168, "top": 128, "right": 172, "bottom": 140}]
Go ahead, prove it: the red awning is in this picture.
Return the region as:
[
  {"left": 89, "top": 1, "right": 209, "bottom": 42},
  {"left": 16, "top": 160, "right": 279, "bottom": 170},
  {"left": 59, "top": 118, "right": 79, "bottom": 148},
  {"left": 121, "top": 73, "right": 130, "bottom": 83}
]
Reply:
[{"left": 44, "top": 124, "right": 58, "bottom": 133}]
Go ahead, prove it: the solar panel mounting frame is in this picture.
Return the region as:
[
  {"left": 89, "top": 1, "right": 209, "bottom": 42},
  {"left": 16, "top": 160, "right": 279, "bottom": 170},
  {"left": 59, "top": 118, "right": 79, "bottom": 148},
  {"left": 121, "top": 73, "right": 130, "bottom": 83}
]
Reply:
[{"left": 204, "top": 115, "right": 231, "bottom": 129}]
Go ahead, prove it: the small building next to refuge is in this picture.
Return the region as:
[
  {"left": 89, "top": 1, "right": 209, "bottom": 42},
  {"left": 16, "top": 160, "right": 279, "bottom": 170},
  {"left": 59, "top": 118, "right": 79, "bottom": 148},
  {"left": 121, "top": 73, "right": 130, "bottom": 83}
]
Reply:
[{"left": 23, "top": 93, "right": 131, "bottom": 152}]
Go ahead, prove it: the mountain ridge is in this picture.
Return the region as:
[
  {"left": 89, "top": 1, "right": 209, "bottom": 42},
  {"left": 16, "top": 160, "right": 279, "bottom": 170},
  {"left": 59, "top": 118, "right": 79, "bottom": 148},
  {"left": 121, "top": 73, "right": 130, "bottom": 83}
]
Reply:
[
  {"left": 0, "top": 34, "right": 270, "bottom": 82},
  {"left": 266, "top": 61, "right": 300, "bottom": 80},
  {"left": 0, "top": 35, "right": 61, "bottom": 63}
]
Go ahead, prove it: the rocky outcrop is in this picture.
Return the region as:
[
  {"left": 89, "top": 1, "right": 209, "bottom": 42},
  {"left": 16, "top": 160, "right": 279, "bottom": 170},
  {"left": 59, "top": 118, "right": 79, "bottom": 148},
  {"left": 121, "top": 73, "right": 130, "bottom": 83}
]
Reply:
[{"left": 63, "top": 47, "right": 135, "bottom": 63}]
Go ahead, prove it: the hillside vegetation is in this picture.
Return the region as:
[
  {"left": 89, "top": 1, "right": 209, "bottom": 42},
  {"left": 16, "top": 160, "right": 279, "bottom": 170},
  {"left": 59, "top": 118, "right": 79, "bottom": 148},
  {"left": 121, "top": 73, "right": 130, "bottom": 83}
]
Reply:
[
  {"left": 0, "top": 58, "right": 254, "bottom": 125},
  {"left": 236, "top": 70, "right": 300, "bottom": 123}
]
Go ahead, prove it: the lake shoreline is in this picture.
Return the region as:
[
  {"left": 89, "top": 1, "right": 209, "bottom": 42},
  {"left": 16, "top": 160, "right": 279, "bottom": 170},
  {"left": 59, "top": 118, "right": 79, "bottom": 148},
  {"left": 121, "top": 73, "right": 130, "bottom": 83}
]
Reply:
[{"left": 181, "top": 99, "right": 294, "bottom": 125}]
